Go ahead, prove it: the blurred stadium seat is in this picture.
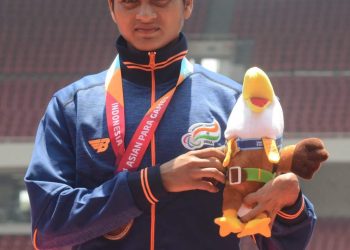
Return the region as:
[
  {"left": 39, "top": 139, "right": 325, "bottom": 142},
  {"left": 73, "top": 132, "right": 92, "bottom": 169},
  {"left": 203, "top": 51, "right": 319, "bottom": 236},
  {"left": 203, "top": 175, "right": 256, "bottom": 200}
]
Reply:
[
  {"left": 1, "top": 0, "right": 116, "bottom": 75},
  {"left": 231, "top": 0, "right": 350, "bottom": 71},
  {"left": 183, "top": 0, "right": 210, "bottom": 34},
  {"left": 0, "top": 79, "right": 68, "bottom": 137},
  {"left": 0, "top": 235, "right": 33, "bottom": 250},
  {"left": 272, "top": 76, "right": 350, "bottom": 133}
]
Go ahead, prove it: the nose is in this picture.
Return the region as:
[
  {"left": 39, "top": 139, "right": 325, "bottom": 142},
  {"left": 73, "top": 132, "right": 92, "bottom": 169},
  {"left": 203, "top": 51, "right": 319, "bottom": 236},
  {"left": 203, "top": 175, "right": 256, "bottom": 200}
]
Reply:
[{"left": 136, "top": 3, "right": 157, "bottom": 21}]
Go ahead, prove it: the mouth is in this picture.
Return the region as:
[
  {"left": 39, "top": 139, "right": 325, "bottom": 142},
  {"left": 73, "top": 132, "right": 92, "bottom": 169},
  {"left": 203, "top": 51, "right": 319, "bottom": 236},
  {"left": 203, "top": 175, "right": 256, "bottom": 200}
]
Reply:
[
  {"left": 242, "top": 67, "right": 275, "bottom": 113},
  {"left": 250, "top": 97, "right": 270, "bottom": 108},
  {"left": 135, "top": 27, "right": 160, "bottom": 36}
]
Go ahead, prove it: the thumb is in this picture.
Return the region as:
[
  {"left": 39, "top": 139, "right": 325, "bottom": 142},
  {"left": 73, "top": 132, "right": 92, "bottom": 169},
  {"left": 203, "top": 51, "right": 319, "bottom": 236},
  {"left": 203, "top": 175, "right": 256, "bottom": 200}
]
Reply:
[
  {"left": 240, "top": 204, "right": 263, "bottom": 223},
  {"left": 243, "top": 192, "right": 259, "bottom": 207}
]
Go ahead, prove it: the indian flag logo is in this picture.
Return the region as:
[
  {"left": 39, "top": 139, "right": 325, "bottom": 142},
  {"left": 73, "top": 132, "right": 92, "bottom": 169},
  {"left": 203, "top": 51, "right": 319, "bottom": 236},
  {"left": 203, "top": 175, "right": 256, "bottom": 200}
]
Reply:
[{"left": 181, "top": 120, "right": 221, "bottom": 150}]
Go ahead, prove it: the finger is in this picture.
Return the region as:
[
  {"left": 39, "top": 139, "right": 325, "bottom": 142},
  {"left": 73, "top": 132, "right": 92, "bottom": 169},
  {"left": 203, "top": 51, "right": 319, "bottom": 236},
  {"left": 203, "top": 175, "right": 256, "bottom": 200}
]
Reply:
[
  {"left": 240, "top": 205, "right": 264, "bottom": 223},
  {"left": 211, "top": 158, "right": 226, "bottom": 172},
  {"left": 193, "top": 168, "right": 226, "bottom": 184},
  {"left": 243, "top": 192, "right": 260, "bottom": 207},
  {"left": 217, "top": 145, "right": 225, "bottom": 152},
  {"left": 195, "top": 180, "right": 219, "bottom": 193},
  {"left": 190, "top": 147, "right": 225, "bottom": 162},
  {"left": 195, "top": 157, "right": 225, "bottom": 171}
]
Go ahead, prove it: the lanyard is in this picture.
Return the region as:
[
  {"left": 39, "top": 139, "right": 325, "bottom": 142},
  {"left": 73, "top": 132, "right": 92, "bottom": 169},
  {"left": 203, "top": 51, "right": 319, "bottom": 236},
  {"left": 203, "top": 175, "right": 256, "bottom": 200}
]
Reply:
[{"left": 105, "top": 54, "right": 193, "bottom": 173}]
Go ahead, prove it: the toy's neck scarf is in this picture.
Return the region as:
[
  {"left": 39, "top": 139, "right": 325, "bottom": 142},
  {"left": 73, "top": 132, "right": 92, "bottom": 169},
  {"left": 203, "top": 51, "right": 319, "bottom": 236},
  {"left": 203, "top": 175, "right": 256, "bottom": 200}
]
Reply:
[{"left": 235, "top": 137, "right": 283, "bottom": 151}]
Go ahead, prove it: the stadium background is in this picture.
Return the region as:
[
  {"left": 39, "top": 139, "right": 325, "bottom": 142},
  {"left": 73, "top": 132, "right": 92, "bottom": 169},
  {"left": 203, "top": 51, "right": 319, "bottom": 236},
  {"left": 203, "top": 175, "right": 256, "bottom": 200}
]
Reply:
[{"left": 1, "top": 0, "right": 349, "bottom": 249}]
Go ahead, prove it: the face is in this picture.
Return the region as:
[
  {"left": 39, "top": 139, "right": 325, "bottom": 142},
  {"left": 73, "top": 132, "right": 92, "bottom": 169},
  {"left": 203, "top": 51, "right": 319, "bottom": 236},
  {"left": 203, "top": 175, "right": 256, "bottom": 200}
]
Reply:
[{"left": 108, "top": 0, "right": 193, "bottom": 51}]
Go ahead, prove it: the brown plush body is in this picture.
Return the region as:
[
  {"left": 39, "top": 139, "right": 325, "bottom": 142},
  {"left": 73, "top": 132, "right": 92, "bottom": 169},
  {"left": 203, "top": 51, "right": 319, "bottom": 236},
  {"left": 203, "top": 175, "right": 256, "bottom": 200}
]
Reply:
[
  {"left": 216, "top": 138, "right": 328, "bottom": 238},
  {"left": 279, "top": 138, "right": 329, "bottom": 179}
]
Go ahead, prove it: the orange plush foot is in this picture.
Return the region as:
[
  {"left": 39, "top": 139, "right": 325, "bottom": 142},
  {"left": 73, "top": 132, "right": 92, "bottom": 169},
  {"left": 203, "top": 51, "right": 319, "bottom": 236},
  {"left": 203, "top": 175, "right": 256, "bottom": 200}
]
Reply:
[
  {"left": 237, "top": 215, "right": 271, "bottom": 238},
  {"left": 214, "top": 210, "right": 244, "bottom": 237}
]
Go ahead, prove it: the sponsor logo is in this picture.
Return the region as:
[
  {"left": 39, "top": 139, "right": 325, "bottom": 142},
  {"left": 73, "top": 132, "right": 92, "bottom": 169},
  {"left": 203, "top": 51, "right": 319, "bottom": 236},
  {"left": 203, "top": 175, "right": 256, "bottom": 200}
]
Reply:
[
  {"left": 89, "top": 138, "right": 111, "bottom": 153},
  {"left": 181, "top": 120, "right": 221, "bottom": 150}
]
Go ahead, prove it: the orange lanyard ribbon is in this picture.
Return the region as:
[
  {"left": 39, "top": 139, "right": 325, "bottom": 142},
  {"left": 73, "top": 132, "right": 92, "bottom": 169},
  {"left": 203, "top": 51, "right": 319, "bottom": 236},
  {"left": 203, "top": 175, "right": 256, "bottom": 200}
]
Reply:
[{"left": 105, "top": 55, "right": 193, "bottom": 173}]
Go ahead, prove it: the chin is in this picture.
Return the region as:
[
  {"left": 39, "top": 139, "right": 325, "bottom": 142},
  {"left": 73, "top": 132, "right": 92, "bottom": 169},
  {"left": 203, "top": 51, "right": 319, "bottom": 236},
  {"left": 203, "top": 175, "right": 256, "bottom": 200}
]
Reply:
[
  {"left": 133, "top": 42, "right": 165, "bottom": 52},
  {"left": 132, "top": 36, "right": 177, "bottom": 52},
  {"left": 136, "top": 46, "right": 160, "bottom": 52}
]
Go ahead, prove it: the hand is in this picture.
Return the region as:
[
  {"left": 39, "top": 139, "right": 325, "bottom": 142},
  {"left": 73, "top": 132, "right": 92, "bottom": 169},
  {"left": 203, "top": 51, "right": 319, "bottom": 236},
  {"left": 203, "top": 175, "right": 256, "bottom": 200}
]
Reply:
[
  {"left": 160, "top": 147, "right": 226, "bottom": 193},
  {"left": 240, "top": 173, "right": 300, "bottom": 226}
]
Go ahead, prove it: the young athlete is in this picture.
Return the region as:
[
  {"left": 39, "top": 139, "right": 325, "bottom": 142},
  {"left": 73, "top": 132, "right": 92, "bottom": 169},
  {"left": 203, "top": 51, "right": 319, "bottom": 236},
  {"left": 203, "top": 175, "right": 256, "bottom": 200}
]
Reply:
[{"left": 25, "top": 1, "right": 316, "bottom": 249}]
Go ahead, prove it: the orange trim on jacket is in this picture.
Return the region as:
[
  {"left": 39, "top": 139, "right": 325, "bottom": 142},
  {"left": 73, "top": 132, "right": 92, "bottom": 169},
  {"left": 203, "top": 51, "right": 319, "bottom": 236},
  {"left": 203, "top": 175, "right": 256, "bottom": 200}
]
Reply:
[
  {"left": 140, "top": 169, "right": 156, "bottom": 205},
  {"left": 123, "top": 51, "right": 188, "bottom": 71},
  {"left": 277, "top": 197, "right": 305, "bottom": 220},
  {"left": 33, "top": 228, "right": 39, "bottom": 250}
]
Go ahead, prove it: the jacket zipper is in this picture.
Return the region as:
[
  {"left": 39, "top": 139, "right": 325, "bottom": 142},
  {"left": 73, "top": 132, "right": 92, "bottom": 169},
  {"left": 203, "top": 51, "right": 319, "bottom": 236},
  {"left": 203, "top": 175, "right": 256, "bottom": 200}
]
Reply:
[{"left": 148, "top": 51, "right": 156, "bottom": 250}]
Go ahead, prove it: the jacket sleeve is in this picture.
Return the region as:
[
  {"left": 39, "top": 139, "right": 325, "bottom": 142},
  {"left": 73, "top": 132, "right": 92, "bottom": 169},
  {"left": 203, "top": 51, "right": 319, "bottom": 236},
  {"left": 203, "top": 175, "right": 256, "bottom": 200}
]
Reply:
[
  {"left": 24, "top": 97, "right": 167, "bottom": 249},
  {"left": 255, "top": 192, "right": 316, "bottom": 250}
]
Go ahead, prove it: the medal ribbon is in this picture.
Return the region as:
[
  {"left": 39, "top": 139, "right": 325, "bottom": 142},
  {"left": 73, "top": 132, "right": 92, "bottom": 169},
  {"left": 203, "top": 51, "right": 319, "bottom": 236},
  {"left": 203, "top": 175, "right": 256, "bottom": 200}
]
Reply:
[{"left": 105, "top": 55, "right": 193, "bottom": 173}]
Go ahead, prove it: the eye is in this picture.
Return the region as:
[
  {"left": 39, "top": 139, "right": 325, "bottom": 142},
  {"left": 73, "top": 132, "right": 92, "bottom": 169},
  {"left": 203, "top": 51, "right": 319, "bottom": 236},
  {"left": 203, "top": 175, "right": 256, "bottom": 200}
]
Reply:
[
  {"left": 152, "top": 0, "right": 171, "bottom": 7},
  {"left": 118, "top": 0, "right": 139, "bottom": 8}
]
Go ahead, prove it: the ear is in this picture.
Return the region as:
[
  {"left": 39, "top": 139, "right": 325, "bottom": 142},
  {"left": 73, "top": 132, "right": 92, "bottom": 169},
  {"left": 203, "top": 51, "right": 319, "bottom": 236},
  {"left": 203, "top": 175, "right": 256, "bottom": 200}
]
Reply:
[
  {"left": 223, "top": 138, "right": 239, "bottom": 167},
  {"left": 184, "top": 0, "right": 194, "bottom": 20},
  {"left": 108, "top": 0, "right": 117, "bottom": 24},
  {"left": 262, "top": 138, "right": 280, "bottom": 164}
]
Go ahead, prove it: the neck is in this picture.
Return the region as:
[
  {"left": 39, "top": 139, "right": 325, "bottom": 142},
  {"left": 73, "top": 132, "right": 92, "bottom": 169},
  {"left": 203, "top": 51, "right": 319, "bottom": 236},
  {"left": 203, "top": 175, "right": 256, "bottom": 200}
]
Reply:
[
  {"left": 126, "top": 37, "right": 180, "bottom": 53},
  {"left": 116, "top": 33, "right": 188, "bottom": 87}
]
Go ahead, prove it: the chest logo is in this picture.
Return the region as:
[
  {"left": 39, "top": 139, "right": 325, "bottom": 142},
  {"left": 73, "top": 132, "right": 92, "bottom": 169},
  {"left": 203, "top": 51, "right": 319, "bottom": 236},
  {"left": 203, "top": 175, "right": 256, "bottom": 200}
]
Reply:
[
  {"left": 181, "top": 120, "right": 221, "bottom": 150},
  {"left": 89, "top": 138, "right": 111, "bottom": 153}
]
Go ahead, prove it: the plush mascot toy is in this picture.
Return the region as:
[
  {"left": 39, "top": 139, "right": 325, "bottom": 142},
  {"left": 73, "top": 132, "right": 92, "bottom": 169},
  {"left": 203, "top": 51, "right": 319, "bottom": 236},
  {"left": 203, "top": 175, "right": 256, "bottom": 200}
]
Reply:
[{"left": 214, "top": 67, "right": 329, "bottom": 238}]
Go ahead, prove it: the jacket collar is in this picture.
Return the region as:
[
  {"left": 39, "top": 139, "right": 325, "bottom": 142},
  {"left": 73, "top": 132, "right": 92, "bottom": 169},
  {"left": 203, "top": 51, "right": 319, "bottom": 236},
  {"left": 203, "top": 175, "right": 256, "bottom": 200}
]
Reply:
[{"left": 116, "top": 33, "right": 188, "bottom": 86}]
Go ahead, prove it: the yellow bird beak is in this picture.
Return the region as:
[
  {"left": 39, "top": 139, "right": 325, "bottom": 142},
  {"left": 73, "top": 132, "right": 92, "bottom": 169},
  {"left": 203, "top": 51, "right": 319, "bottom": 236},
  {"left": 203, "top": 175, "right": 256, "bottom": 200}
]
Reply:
[{"left": 242, "top": 67, "right": 275, "bottom": 113}]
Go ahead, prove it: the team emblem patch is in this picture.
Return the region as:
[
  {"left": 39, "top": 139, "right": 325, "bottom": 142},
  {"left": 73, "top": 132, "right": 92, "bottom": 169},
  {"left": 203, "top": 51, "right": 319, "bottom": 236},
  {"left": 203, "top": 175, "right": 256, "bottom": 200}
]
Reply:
[
  {"left": 181, "top": 120, "right": 221, "bottom": 150},
  {"left": 89, "top": 138, "right": 110, "bottom": 153}
]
